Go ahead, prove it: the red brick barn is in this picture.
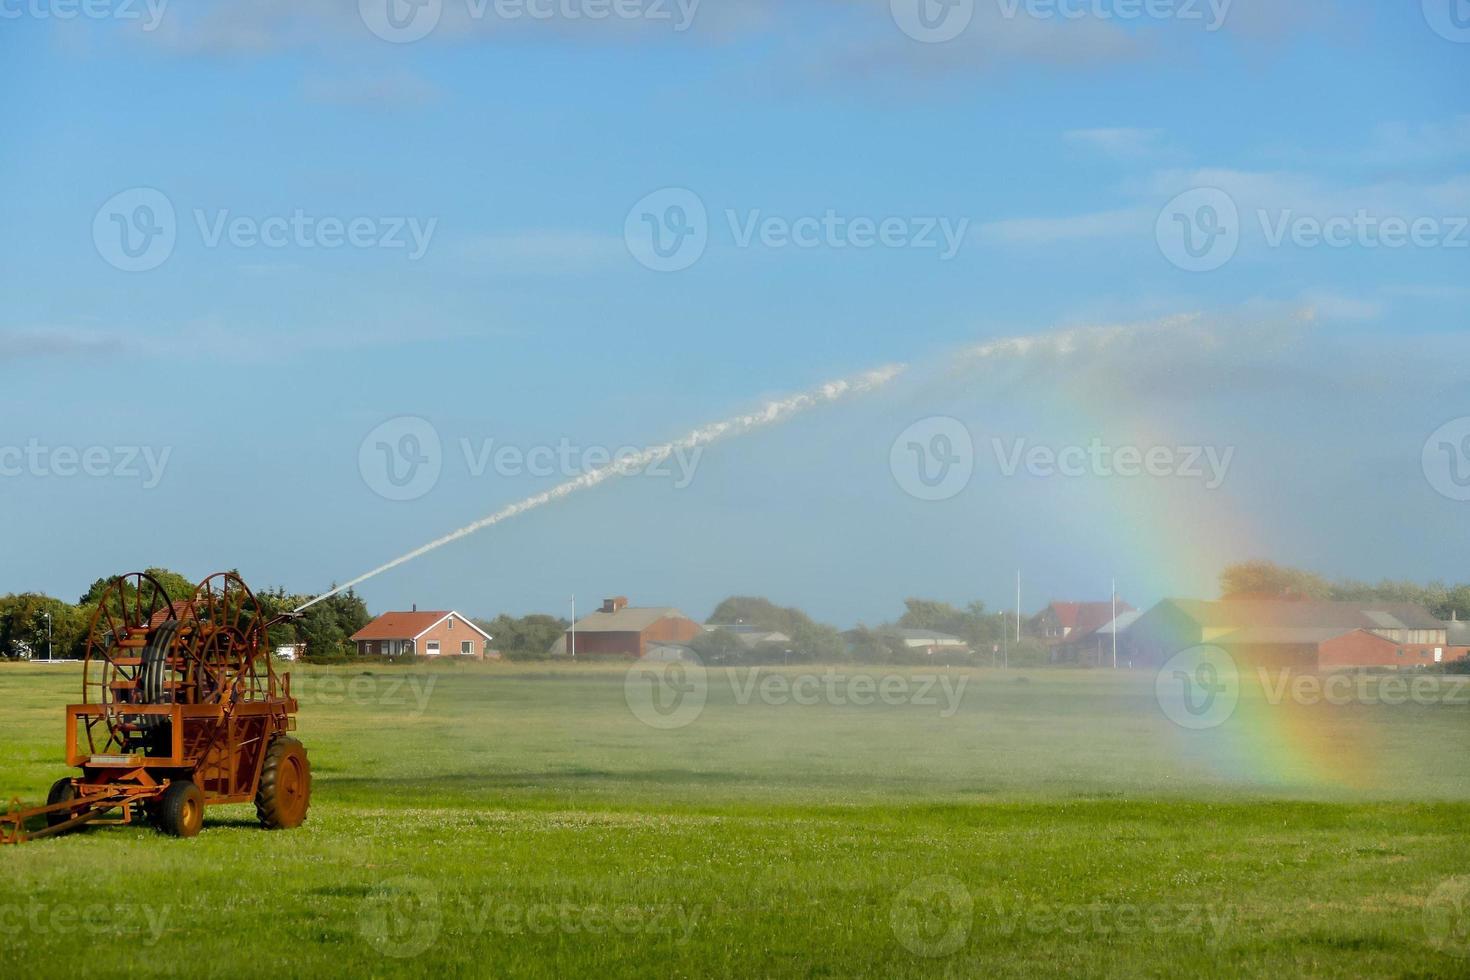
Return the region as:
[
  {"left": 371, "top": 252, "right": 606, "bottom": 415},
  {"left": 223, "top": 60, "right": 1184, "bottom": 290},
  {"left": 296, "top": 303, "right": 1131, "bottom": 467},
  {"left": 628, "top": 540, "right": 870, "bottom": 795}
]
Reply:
[{"left": 551, "top": 597, "right": 702, "bottom": 658}]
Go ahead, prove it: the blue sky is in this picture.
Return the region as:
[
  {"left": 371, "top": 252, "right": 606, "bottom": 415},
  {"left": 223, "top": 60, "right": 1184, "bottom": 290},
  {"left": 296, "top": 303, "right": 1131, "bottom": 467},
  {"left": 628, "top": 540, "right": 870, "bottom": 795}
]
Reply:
[{"left": 1, "top": 0, "right": 1467, "bottom": 625}]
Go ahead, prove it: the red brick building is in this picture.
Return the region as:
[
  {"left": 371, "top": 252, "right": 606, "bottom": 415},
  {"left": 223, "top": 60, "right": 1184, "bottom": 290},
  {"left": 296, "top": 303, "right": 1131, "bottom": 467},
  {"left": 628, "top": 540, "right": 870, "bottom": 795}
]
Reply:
[
  {"left": 1127, "top": 598, "right": 1469, "bottom": 670},
  {"left": 551, "top": 597, "right": 702, "bottom": 658},
  {"left": 351, "top": 610, "right": 495, "bottom": 659}
]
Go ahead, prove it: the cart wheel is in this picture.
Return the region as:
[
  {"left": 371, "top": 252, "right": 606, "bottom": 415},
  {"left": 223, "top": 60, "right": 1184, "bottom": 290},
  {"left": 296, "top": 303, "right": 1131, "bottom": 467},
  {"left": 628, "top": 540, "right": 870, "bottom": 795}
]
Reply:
[
  {"left": 45, "top": 778, "right": 78, "bottom": 829},
  {"left": 255, "top": 736, "right": 311, "bottom": 830},
  {"left": 155, "top": 781, "right": 205, "bottom": 838}
]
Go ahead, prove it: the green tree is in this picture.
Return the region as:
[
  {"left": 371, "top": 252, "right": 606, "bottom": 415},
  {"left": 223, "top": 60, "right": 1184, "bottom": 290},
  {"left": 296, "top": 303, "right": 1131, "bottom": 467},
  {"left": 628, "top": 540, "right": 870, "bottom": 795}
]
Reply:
[
  {"left": 0, "top": 594, "right": 87, "bottom": 659},
  {"left": 688, "top": 627, "right": 747, "bottom": 665},
  {"left": 1219, "top": 561, "right": 1332, "bottom": 600},
  {"left": 482, "top": 613, "right": 569, "bottom": 658}
]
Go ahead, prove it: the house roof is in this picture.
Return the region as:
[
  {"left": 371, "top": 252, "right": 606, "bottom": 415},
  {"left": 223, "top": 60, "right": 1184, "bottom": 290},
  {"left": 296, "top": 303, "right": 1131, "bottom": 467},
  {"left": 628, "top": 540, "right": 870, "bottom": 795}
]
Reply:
[
  {"left": 351, "top": 611, "right": 491, "bottom": 642},
  {"left": 1049, "top": 601, "right": 1134, "bottom": 644},
  {"left": 1159, "top": 598, "right": 1445, "bottom": 632},
  {"left": 888, "top": 628, "right": 969, "bottom": 644},
  {"left": 1447, "top": 620, "right": 1470, "bottom": 644},
  {"left": 566, "top": 606, "right": 691, "bottom": 633},
  {"left": 1096, "top": 610, "right": 1143, "bottom": 636}
]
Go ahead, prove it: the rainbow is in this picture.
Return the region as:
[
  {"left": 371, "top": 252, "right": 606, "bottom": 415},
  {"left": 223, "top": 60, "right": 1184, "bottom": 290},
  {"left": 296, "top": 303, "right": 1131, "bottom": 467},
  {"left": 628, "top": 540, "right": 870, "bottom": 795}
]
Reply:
[{"left": 959, "top": 317, "right": 1382, "bottom": 794}]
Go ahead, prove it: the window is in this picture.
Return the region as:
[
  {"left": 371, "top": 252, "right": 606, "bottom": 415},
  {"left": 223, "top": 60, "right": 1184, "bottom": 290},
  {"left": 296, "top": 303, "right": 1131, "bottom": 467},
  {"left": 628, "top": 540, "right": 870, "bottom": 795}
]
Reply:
[
  {"left": 447, "top": 616, "right": 454, "bottom": 630},
  {"left": 426, "top": 640, "right": 441, "bottom": 655},
  {"left": 1397, "top": 649, "right": 1404, "bottom": 658},
  {"left": 461, "top": 640, "right": 473, "bottom": 655}
]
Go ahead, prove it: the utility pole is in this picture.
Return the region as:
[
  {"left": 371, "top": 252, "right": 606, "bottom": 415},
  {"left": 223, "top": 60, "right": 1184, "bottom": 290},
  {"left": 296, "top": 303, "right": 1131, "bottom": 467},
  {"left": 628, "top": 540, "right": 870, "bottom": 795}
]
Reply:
[
  {"left": 43, "top": 611, "right": 52, "bottom": 662},
  {"left": 1111, "top": 577, "right": 1118, "bottom": 670},
  {"left": 1016, "top": 570, "right": 1021, "bottom": 643},
  {"left": 570, "top": 596, "right": 576, "bottom": 660}
]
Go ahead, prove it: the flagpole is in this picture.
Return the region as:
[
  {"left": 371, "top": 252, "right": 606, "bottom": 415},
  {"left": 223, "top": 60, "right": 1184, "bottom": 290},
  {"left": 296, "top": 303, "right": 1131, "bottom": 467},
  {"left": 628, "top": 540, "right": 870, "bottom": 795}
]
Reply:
[
  {"left": 1016, "top": 570, "right": 1021, "bottom": 644},
  {"left": 1111, "top": 577, "right": 1117, "bottom": 669}
]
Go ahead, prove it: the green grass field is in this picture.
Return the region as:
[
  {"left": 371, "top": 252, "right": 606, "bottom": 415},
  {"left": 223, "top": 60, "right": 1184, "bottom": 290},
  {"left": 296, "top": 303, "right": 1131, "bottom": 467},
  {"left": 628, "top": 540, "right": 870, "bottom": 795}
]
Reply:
[{"left": 2, "top": 661, "right": 1468, "bottom": 977}]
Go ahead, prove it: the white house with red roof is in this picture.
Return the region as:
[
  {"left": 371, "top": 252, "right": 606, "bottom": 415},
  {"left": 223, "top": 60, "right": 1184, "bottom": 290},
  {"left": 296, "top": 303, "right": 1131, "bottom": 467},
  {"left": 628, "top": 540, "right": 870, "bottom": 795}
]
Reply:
[{"left": 351, "top": 609, "right": 495, "bottom": 660}]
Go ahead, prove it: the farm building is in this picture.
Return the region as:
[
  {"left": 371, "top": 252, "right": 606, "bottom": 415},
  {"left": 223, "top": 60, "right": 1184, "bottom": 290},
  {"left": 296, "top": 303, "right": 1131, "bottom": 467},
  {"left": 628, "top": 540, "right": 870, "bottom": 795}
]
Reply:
[
  {"left": 351, "top": 609, "right": 495, "bottom": 659},
  {"left": 1066, "top": 609, "right": 1144, "bottom": 667},
  {"left": 1125, "top": 598, "right": 1468, "bottom": 670},
  {"left": 706, "top": 623, "right": 794, "bottom": 652},
  {"left": 550, "top": 597, "right": 702, "bottom": 658},
  {"left": 1034, "top": 600, "right": 1134, "bottom": 664},
  {"left": 886, "top": 629, "right": 971, "bottom": 658}
]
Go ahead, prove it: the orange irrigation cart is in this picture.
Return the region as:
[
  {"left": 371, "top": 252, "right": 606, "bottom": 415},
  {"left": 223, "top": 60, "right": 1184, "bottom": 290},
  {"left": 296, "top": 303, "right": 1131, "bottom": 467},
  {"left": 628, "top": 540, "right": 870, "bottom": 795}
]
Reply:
[{"left": 1, "top": 572, "right": 310, "bottom": 844}]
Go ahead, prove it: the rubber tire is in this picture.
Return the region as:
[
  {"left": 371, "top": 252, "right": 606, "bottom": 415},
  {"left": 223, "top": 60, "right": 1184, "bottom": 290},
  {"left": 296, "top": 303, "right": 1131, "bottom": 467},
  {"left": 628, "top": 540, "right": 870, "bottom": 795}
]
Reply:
[
  {"left": 45, "top": 778, "right": 78, "bottom": 829},
  {"left": 155, "top": 781, "right": 205, "bottom": 838},
  {"left": 255, "top": 736, "right": 311, "bottom": 830}
]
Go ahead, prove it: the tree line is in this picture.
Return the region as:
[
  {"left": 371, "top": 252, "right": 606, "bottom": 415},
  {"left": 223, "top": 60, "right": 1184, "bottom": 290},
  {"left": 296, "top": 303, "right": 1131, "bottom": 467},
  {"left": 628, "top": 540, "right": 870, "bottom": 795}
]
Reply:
[
  {"left": 1219, "top": 560, "right": 1470, "bottom": 620},
  {"left": 7, "top": 559, "right": 1469, "bottom": 665},
  {"left": 0, "top": 568, "right": 369, "bottom": 662}
]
